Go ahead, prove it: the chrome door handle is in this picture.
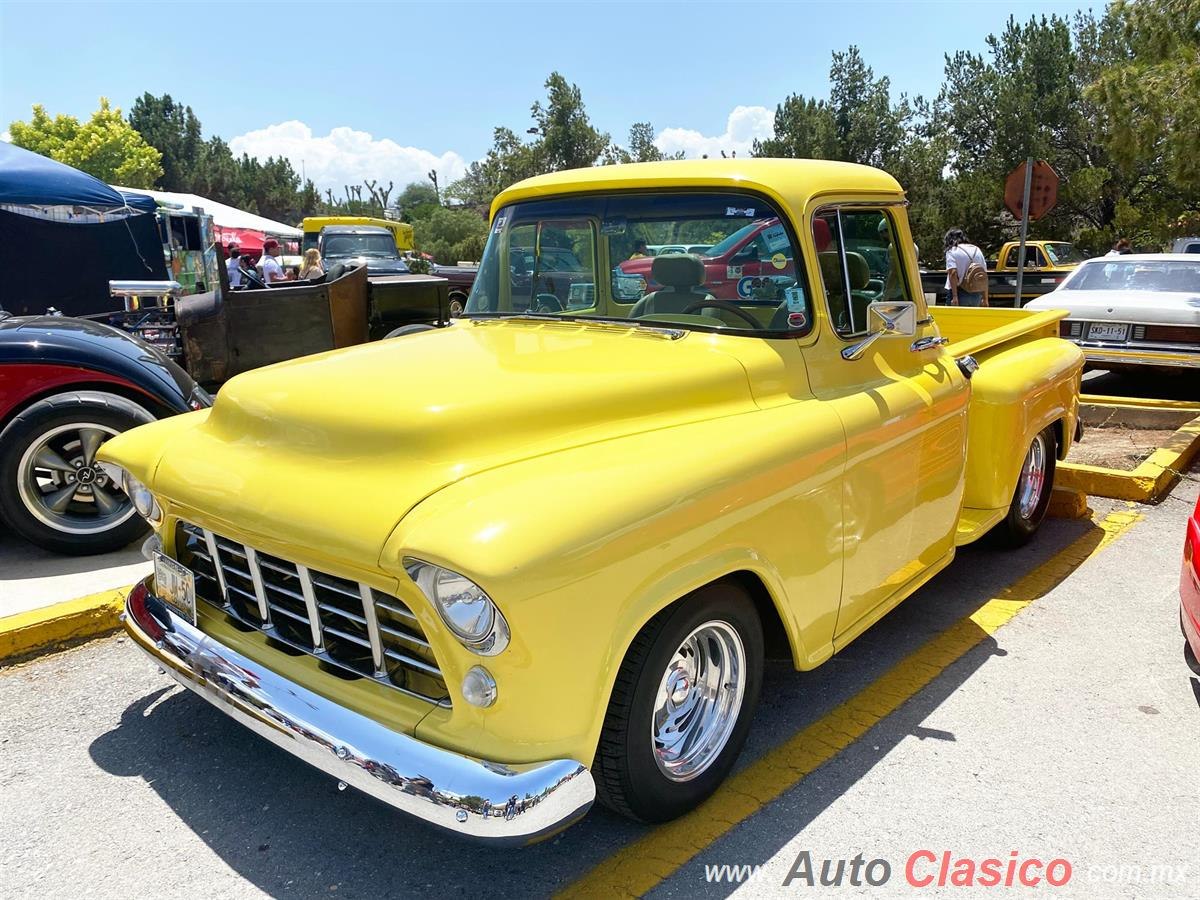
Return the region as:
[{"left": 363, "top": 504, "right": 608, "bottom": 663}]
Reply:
[{"left": 910, "top": 336, "right": 949, "bottom": 352}]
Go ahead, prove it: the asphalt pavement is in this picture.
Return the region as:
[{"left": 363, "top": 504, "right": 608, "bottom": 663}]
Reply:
[
  {"left": 3, "top": 481, "right": 1198, "bottom": 898},
  {"left": 2, "top": 367, "right": 1198, "bottom": 898}
]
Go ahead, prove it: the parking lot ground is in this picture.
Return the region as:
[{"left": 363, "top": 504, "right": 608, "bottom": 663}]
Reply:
[
  {"left": 0, "top": 528, "right": 147, "bottom": 619},
  {"left": 2, "top": 475, "right": 1197, "bottom": 899}
]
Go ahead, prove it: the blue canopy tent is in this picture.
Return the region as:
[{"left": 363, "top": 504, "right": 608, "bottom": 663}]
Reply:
[{"left": 0, "top": 142, "right": 167, "bottom": 315}]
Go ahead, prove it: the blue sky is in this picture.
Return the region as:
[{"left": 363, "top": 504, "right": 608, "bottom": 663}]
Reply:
[{"left": 1, "top": 0, "right": 1094, "bottom": 191}]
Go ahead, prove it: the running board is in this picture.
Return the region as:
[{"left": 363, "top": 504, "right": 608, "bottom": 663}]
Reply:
[{"left": 955, "top": 506, "right": 1008, "bottom": 546}]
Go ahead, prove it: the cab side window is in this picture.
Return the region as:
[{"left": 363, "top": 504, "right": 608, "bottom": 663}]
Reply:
[{"left": 814, "top": 208, "right": 913, "bottom": 338}]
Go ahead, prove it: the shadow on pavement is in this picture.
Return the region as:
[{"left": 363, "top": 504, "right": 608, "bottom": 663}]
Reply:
[{"left": 88, "top": 516, "right": 1101, "bottom": 898}]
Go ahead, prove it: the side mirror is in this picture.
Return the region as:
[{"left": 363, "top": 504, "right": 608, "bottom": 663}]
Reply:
[{"left": 841, "top": 301, "right": 917, "bottom": 361}]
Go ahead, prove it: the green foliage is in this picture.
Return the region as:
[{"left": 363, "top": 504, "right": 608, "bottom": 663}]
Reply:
[
  {"left": 127, "top": 93, "right": 203, "bottom": 190},
  {"left": 9, "top": 98, "right": 163, "bottom": 187},
  {"left": 605, "top": 122, "right": 685, "bottom": 164},
  {"left": 396, "top": 181, "right": 441, "bottom": 222},
  {"left": 412, "top": 205, "right": 488, "bottom": 265}
]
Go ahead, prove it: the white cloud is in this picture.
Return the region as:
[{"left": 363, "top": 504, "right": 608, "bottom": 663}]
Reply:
[
  {"left": 228, "top": 121, "right": 467, "bottom": 195},
  {"left": 655, "top": 105, "right": 774, "bottom": 159},
  {"left": 1, "top": 131, "right": 10, "bottom": 143}
]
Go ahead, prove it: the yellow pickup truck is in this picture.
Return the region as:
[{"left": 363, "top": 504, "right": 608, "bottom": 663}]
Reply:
[
  {"left": 991, "top": 240, "right": 1086, "bottom": 305},
  {"left": 101, "top": 159, "right": 1083, "bottom": 844}
]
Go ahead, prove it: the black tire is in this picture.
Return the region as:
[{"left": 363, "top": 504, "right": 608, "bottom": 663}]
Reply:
[
  {"left": 593, "top": 581, "right": 763, "bottom": 822},
  {"left": 993, "top": 425, "right": 1057, "bottom": 548},
  {"left": 448, "top": 294, "right": 467, "bottom": 318},
  {"left": 384, "top": 323, "right": 437, "bottom": 339},
  {"left": 0, "top": 391, "right": 154, "bottom": 555}
]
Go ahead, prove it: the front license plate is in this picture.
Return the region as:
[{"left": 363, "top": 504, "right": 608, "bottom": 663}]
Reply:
[
  {"left": 154, "top": 552, "right": 196, "bottom": 625},
  {"left": 1088, "top": 322, "right": 1129, "bottom": 341}
]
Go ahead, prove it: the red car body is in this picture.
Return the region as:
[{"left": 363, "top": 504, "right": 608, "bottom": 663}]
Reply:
[
  {"left": 1181, "top": 494, "right": 1200, "bottom": 671},
  {"left": 618, "top": 218, "right": 800, "bottom": 302}
]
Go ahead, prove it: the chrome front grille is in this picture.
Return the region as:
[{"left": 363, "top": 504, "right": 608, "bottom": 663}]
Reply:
[{"left": 175, "top": 521, "right": 449, "bottom": 706}]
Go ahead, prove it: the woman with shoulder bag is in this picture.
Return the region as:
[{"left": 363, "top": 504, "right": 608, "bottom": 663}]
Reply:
[{"left": 944, "top": 228, "right": 989, "bottom": 307}]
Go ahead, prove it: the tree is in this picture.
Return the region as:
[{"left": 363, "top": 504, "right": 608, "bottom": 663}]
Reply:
[
  {"left": 1089, "top": 0, "right": 1200, "bottom": 238},
  {"left": 604, "top": 122, "right": 684, "bottom": 164},
  {"left": 9, "top": 98, "right": 163, "bottom": 187},
  {"left": 448, "top": 72, "right": 609, "bottom": 207},
  {"left": 127, "top": 92, "right": 203, "bottom": 190},
  {"left": 414, "top": 206, "right": 488, "bottom": 264},
  {"left": 396, "top": 181, "right": 440, "bottom": 222},
  {"left": 531, "top": 72, "right": 610, "bottom": 171}
]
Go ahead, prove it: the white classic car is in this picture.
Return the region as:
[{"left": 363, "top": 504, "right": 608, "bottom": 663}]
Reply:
[{"left": 1026, "top": 254, "right": 1200, "bottom": 369}]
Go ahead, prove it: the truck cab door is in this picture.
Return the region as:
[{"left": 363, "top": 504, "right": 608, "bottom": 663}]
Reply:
[{"left": 803, "top": 207, "right": 970, "bottom": 645}]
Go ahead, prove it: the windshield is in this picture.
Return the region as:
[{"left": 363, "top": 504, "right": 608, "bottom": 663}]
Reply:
[
  {"left": 465, "top": 191, "right": 814, "bottom": 335},
  {"left": 1067, "top": 260, "right": 1200, "bottom": 293},
  {"left": 1044, "top": 243, "right": 1085, "bottom": 265},
  {"left": 321, "top": 233, "right": 398, "bottom": 258}
]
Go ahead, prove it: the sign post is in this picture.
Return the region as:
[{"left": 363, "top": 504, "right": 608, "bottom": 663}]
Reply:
[
  {"left": 1004, "top": 160, "right": 1060, "bottom": 306},
  {"left": 1013, "top": 158, "right": 1034, "bottom": 307}
]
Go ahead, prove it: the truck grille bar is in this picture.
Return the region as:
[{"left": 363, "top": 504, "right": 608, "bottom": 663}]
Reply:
[{"left": 175, "top": 521, "right": 449, "bottom": 706}]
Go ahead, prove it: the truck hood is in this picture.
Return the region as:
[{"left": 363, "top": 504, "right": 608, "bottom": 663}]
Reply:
[
  {"left": 1027, "top": 289, "right": 1200, "bottom": 324},
  {"left": 150, "top": 320, "right": 758, "bottom": 566}
]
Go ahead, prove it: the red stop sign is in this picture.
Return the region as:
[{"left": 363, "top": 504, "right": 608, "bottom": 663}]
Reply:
[{"left": 1005, "top": 160, "right": 1059, "bottom": 221}]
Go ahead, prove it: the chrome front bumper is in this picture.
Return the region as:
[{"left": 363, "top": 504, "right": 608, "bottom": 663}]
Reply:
[{"left": 122, "top": 577, "right": 595, "bottom": 845}]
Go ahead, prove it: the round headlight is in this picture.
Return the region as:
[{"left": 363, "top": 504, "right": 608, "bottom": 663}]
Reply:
[
  {"left": 404, "top": 559, "right": 509, "bottom": 655},
  {"left": 121, "top": 470, "right": 163, "bottom": 527},
  {"left": 433, "top": 568, "right": 495, "bottom": 641}
]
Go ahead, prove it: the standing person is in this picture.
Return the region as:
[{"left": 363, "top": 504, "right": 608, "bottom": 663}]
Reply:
[
  {"left": 226, "top": 245, "right": 243, "bottom": 289},
  {"left": 260, "top": 239, "right": 286, "bottom": 284},
  {"left": 944, "top": 228, "right": 989, "bottom": 307},
  {"left": 629, "top": 239, "right": 650, "bottom": 260},
  {"left": 298, "top": 248, "right": 324, "bottom": 280}
]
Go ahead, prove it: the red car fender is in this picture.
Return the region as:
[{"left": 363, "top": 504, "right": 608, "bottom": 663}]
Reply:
[{"left": 0, "top": 363, "right": 157, "bottom": 426}]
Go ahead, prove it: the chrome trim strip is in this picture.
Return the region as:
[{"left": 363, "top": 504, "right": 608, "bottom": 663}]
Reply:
[
  {"left": 124, "top": 579, "right": 594, "bottom": 844},
  {"left": 1080, "top": 348, "right": 1200, "bottom": 368},
  {"left": 201, "top": 528, "right": 230, "bottom": 607},
  {"left": 359, "top": 583, "right": 387, "bottom": 678},
  {"left": 243, "top": 546, "right": 272, "bottom": 628},
  {"left": 296, "top": 565, "right": 325, "bottom": 652}
]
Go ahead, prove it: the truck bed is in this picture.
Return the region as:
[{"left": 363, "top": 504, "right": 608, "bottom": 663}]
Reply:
[
  {"left": 932, "top": 306, "right": 1067, "bottom": 357},
  {"left": 930, "top": 306, "right": 1084, "bottom": 546}
]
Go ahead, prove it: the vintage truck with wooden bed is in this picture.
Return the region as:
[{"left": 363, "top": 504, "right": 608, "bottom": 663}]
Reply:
[{"left": 100, "top": 159, "right": 1084, "bottom": 844}]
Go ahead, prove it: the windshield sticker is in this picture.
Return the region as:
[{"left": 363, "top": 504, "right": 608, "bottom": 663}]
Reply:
[
  {"left": 492, "top": 215, "right": 507, "bottom": 233},
  {"left": 601, "top": 217, "right": 627, "bottom": 235},
  {"left": 785, "top": 286, "right": 807, "bottom": 312},
  {"left": 727, "top": 265, "right": 743, "bottom": 279},
  {"left": 771, "top": 252, "right": 788, "bottom": 270},
  {"left": 726, "top": 206, "right": 755, "bottom": 217},
  {"left": 762, "top": 224, "right": 789, "bottom": 253}
]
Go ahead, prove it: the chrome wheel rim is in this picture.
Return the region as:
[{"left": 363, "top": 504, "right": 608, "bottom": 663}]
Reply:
[
  {"left": 651, "top": 619, "right": 746, "bottom": 782},
  {"left": 1017, "top": 433, "right": 1048, "bottom": 520},
  {"left": 16, "top": 422, "right": 135, "bottom": 535}
]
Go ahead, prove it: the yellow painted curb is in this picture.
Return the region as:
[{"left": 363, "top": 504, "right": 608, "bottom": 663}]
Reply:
[
  {"left": 1047, "top": 486, "right": 1090, "bottom": 519},
  {"left": 1081, "top": 393, "right": 1200, "bottom": 412},
  {"left": 1058, "top": 412, "right": 1200, "bottom": 502},
  {"left": 558, "top": 510, "right": 1142, "bottom": 899},
  {"left": 0, "top": 586, "right": 130, "bottom": 664}
]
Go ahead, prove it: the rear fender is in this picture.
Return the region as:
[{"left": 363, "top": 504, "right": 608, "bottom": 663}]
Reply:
[{"left": 963, "top": 338, "right": 1083, "bottom": 509}]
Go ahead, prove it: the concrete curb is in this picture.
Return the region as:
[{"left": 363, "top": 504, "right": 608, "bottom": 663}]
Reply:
[
  {"left": 1048, "top": 487, "right": 1090, "bottom": 519},
  {"left": 1058, "top": 410, "right": 1200, "bottom": 503},
  {"left": 0, "top": 586, "right": 129, "bottom": 665},
  {"left": 1080, "top": 393, "right": 1200, "bottom": 411}
]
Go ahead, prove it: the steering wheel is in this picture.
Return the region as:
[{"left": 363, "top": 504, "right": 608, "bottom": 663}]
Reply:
[{"left": 680, "top": 299, "right": 762, "bottom": 329}]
